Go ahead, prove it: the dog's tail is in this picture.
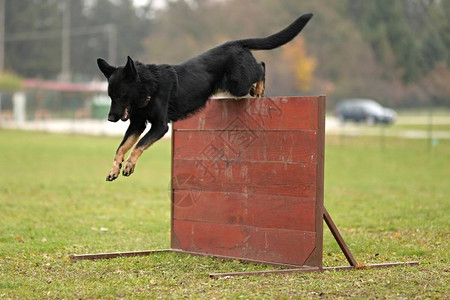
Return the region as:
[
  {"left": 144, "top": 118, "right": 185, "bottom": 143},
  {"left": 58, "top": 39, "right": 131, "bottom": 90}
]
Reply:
[{"left": 237, "top": 13, "right": 313, "bottom": 50}]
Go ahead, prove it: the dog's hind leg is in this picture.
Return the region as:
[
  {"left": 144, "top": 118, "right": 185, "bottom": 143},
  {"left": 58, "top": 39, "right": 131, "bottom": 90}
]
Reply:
[
  {"left": 224, "top": 52, "right": 261, "bottom": 97},
  {"left": 227, "top": 76, "right": 253, "bottom": 97},
  {"left": 250, "top": 80, "right": 265, "bottom": 98},
  {"left": 249, "top": 62, "right": 265, "bottom": 98}
]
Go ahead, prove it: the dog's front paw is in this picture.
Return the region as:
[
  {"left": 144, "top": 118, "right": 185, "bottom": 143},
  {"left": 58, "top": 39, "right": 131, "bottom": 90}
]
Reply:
[
  {"left": 106, "top": 169, "right": 119, "bottom": 181},
  {"left": 122, "top": 160, "right": 135, "bottom": 177},
  {"left": 106, "top": 163, "right": 121, "bottom": 181}
]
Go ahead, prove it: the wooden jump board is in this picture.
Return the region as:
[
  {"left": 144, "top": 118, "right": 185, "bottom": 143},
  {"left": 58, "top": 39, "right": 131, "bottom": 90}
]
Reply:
[
  {"left": 71, "top": 96, "right": 418, "bottom": 277},
  {"left": 171, "top": 96, "right": 326, "bottom": 267}
]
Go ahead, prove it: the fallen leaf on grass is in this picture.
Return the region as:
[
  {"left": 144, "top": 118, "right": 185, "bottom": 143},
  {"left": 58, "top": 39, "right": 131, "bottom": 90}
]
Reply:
[
  {"left": 14, "top": 236, "right": 24, "bottom": 243},
  {"left": 392, "top": 233, "right": 401, "bottom": 239}
]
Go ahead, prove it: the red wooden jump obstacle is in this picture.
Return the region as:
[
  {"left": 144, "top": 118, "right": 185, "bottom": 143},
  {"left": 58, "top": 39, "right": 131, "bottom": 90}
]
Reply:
[{"left": 71, "top": 96, "right": 418, "bottom": 277}]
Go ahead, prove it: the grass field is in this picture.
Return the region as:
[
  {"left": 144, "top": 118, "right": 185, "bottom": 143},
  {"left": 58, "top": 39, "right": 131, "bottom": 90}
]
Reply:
[{"left": 0, "top": 130, "right": 448, "bottom": 299}]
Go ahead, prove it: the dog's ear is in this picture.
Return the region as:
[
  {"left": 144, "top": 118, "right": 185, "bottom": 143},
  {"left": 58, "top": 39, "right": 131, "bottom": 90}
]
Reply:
[
  {"left": 97, "top": 58, "right": 115, "bottom": 79},
  {"left": 123, "top": 56, "right": 138, "bottom": 81}
]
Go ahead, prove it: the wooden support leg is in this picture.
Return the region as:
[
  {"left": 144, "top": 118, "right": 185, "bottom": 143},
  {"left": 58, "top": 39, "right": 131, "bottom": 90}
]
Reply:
[{"left": 323, "top": 208, "right": 358, "bottom": 267}]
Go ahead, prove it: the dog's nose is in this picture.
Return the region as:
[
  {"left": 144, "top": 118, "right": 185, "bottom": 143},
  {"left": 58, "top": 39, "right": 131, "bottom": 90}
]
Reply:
[{"left": 108, "top": 114, "right": 118, "bottom": 122}]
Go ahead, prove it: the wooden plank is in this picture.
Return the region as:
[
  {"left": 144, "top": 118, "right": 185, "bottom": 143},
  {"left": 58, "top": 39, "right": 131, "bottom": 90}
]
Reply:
[
  {"left": 170, "top": 249, "right": 303, "bottom": 268},
  {"left": 173, "top": 190, "right": 315, "bottom": 231},
  {"left": 174, "top": 97, "right": 319, "bottom": 131},
  {"left": 173, "top": 130, "right": 318, "bottom": 164},
  {"left": 173, "top": 159, "right": 317, "bottom": 198},
  {"left": 303, "top": 95, "right": 326, "bottom": 268},
  {"left": 172, "top": 220, "right": 316, "bottom": 266}
]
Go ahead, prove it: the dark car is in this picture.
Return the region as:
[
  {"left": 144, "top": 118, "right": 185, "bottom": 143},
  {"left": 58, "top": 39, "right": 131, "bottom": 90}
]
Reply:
[{"left": 336, "top": 99, "right": 396, "bottom": 125}]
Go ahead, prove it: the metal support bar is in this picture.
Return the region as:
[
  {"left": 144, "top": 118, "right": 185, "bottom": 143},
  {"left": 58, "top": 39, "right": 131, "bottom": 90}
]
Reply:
[
  {"left": 210, "top": 267, "right": 321, "bottom": 279},
  {"left": 71, "top": 249, "right": 300, "bottom": 268},
  {"left": 70, "top": 249, "right": 172, "bottom": 261},
  {"left": 168, "top": 249, "right": 301, "bottom": 268},
  {"left": 209, "top": 261, "right": 419, "bottom": 279}
]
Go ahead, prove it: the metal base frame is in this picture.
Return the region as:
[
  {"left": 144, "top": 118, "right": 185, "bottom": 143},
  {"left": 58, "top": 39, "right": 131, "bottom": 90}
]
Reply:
[{"left": 70, "top": 208, "right": 419, "bottom": 278}]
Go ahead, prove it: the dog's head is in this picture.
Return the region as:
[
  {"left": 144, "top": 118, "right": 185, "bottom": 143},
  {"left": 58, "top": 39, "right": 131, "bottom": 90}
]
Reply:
[{"left": 97, "top": 56, "right": 150, "bottom": 122}]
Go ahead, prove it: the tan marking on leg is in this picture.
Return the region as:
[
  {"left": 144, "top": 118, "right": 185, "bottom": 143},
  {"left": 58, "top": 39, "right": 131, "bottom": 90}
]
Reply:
[
  {"left": 107, "top": 134, "right": 140, "bottom": 181},
  {"left": 122, "top": 137, "right": 159, "bottom": 177},
  {"left": 122, "top": 147, "right": 144, "bottom": 177},
  {"left": 114, "top": 134, "right": 140, "bottom": 163},
  {"left": 127, "top": 147, "right": 144, "bottom": 165}
]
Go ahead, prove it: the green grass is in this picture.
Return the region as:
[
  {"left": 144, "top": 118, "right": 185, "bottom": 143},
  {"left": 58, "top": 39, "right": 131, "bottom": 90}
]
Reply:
[
  {"left": 392, "top": 123, "right": 450, "bottom": 132},
  {"left": 395, "top": 107, "right": 450, "bottom": 116},
  {"left": 0, "top": 130, "right": 448, "bottom": 299}
]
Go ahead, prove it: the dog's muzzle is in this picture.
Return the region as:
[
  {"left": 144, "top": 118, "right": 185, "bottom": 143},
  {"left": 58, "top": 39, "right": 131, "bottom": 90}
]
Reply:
[{"left": 108, "top": 114, "right": 119, "bottom": 122}]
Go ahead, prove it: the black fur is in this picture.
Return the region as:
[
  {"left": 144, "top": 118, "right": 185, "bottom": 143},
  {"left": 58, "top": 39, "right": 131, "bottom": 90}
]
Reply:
[{"left": 98, "top": 13, "right": 313, "bottom": 181}]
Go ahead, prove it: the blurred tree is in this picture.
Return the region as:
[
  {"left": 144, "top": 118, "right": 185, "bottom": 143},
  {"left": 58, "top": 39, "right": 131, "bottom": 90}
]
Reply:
[
  {"left": 347, "top": 0, "right": 449, "bottom": 86},
  {"left": 437, "top": 0, "right": 450, "bottom": 66},
  {"left": 420, "top": 1, "right": 449, "bottom": 70},
  {"left": 4, "top": 0, "right": 152, "bottom": 80},
  {"left": 0, "top": 72, "right": 23, "bottom": 91},
  {"left": 347, "top": 0, "right": 421, "bottom": 83},
  {"left": 4, "top": 0, "right": 61, "bottom": 78},
  {"left": 69, "top": 0, "right": 153, "bottom": 80},
  {"left": 281, "top": 38, "right": 316, "bottom": 92},
  {"left": 141, "top": 0, "right": 209, "bottom": 64},
  {"left": 3, "top": 0, "right": 449, "bottom": 106}
]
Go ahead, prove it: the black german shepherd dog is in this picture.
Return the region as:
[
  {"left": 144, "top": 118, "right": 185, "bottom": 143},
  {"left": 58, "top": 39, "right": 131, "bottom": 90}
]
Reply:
[{"left": 97, "top": 13, "right": 313, "bottom": 181}]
